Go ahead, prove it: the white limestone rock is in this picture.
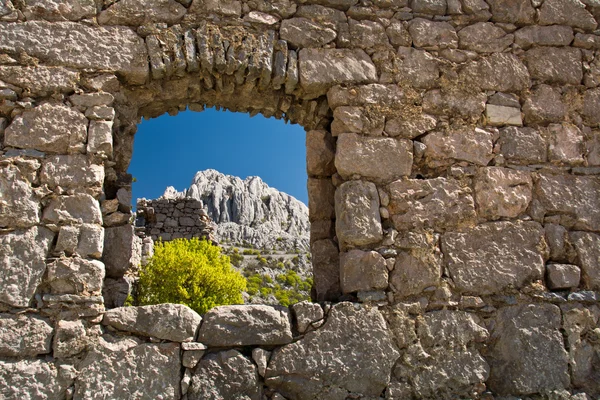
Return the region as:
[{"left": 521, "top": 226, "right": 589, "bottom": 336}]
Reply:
[
  {"left": 422, "top": 89, "right": 486, "bottom": 118},
  {"left": 340, "top": 249, "right": 388, "bottom": 294},
  {"left": 514, "top": 25, "right": 574, "bottom": 49},
  {"left": 335, "top": 180, "right": 383, "bottom": 247},
  {"left": 42, "top": 194, "right": 102, "bottom": 225},
  {"left": 394, "top": 48, "right": 440, "bottom": 89},
  {"left": 0, "top": 160, "right": 42, "bottom": 229},
  {"left": 0, "top": 313, "right": 53, "bottom": 357},
  {"left": 385, "top": 114, "right": 437, "bottom": 139},
  {"left": 458, "top": 22, "right": 514, "bottom": 53},
  {"left": 280, "top": 17, "right": 337, "bottom": 48},
  {"left": 474, "top": 167, "right": 532, "bottom": 220},
  {"left": 422, "top": 127, "right": 496, "bottom": 166},
  {"left": 102, "top": 224, "right": 141, "bottom": 278},
  {"left": 408, "top": 18, "right": 458, "bottom": 50},
  {"left": 548, "top": 123, "right": 585, "bottom": 165},
  {"left": 0, "top": 358, "right": 71, "bottom": 400},
  {"left": 461, "top": 52, "right": 531, "bottom": 92},
  {"left": 0, "top": 66, "right": 79, "bottom": 95},
  {"left": 538, "top": 0, "right": 598, "bottom": 31},
  {"left": 98, "top": 0, "right": 186, "bottom": 26},
  {"left": 485, "top": 104, "right": 522, "bottom": 127},
  {"left": 188, "top": 0, "right": 242, "bottom": 17},
  {"left": 40, "top": 154, "right": 104, "bottom": 191},
  {"left": 46, "top": 257, "right": 105, "bottom": 295},
  {"left": 53, "top": 319, "right": 87, "bottom": 358},
  {"left": 291, "top": 301, "right": 324, "bottom": 333}
]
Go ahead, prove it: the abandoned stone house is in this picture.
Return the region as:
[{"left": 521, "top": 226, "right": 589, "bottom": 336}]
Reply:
[{"left": 0, "top": 0, "right": 599, "bottom": 398}]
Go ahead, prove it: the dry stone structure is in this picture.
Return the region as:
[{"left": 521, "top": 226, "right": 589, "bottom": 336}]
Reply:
[{"left": 0, "top": 0, "right": 600, "bottom": 399}]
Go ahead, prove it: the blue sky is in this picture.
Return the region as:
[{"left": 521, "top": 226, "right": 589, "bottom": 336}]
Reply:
[{"left": 128, "top": 108, "right": 308, "bottom": 206}]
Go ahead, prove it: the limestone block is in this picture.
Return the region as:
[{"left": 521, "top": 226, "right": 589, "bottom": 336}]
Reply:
[
  {"left": 525, "top": 47, "right": 583, "bottom": 86},
  {"left": 332, "top": 106, "right": 385, "bottom": 136},
  {"left": 474, "top": 167, "right": 532, "bottom": 220},
  {"left": 458, "top": 22, "right": 513, "bottom": 53},
  {"left": 189, "top": 350, "right": 260, "bottom": 400},
  {"left": 291, "top": 301, "right": 324, "bottom": 333},
  {"left": 40, "top": 154, "right": 104, "bottom": 190},
  {"left": 461, "top": 53, "right": 530, "bottom": 92},
  {"left": 85, "top": 106, "right": 115, "bottom": 120},
  {"left": 74, "top": 335, "right": 181, "bottom": 399},
  {"left": 0, "top": 66, "right": 79, "bottom": 95},
  {"left": 386, "top": 20, "right": 412, "bottom": 47},
  {"left": 280, "top": 18, "right": 336, "bottom": 48},
  {"left": 311, "top": 238, "right": 340, "bottom": 301},
  {"left": 485, "top": 104, "right": 522, "bottom": 126},
  {"left": 77, "top": 224, "right": 104, "bottom": 259},
  {"left": 514, "top": 26, "right": 575, "bottom": 49},
  {"left": 488, "top": 0, "right": 535, "bottom": 24},
  {"left": 301, "top": 0, "right": 358, "bottom": 10},
  {"left": 349, "top": 19, "right": 389, "bottom": 49},
  {"left": 548, "top": 123, "right": 585, "bottom": 165},
  {"left": 310, "top": 219, "right": 333, "bottom": 242},
  {"left": 547, "top": 264, "right": 581, "bottom": 290},
  {"left": 198, "top": 305, "right": 293, "bottom": 346},
  {"left": 252, "top": 347, "right": 270, "bottom": 377},
  {"left": 0, "top": 161, "right": 41, "bottom": 229},
  {"left": 335, "top": 133, "right": 412, "bottom": 183},
  {"left": 335, "top": 180, "right": 383, "bottom": 247},
  {"left": 23, "top": 0, "right": 96, "bottom": 21},
  {"left": 295, "top": 4, "right": 346, "bottom": 22},
  {"left": 385, "top": 114, "right": 437, "bottom": 139},
  {"left": 498, "top": 126, "right": 547, "bottom": 164},
  {"left": 327, "top": 83, "right": 405, "bottom": 109},
  {"left": 442, "top": 221, "right": 546, "bottom": 295},
  {"left": 389, "top": 177, "right": 476, "bottom": 232},
  {"left": 98, "top": 0, "right": 185, "bottom": 26},
  {"left": 419, "top": 310, "right": 488, "bottom": 348},
  {"left": 534, "top": 173, "right": 600, "bottom": 231},
  {"left": 421, "top": 127, "right": 495, "bottom": 166},
  {"left": 422, "top": 89, "right": 486, "bottom": 118},
  {"left": 523, "top": 84, "right": 567, "bottom": 125},
  {"left": 53, "top": 319, "right": 86, "bottom": 358},
  {"left": 0, "top": 314, "right": 53, "bottom": 357},
  {"left": 538, "top": 0, "right": 598, "bottom": 31},
  {"left": 299, "top": 48, "right": 378, "bottom": 97},
  {"left": 102, "top": 276, "right": 134, "bottom": 309},
  {"left": 46, "top": 257, "right": 105, "bottom": 295},
  {"left": 410, "top": 0, "right": 446, "bottom": 14},
  {"left": 545, "top": 223, "right": 570, "bottom": 263},
  {"left": 390, "top": 232, "right": 442, "bottom": 297},
  {"left": 583, "top": 87, "right": 600, "bottom": 125},
  {"left": 102, "top": 225, "right": 141, "bottom": 278},
  {"left": 306, "top": 130, "right": 336, "bottom": 176},
  {"left": 340, "top": 250, "right": 388, "bottom": 294},
  {"left": 181, "top": 342, "right": 207, "bottom": 369},
  {"left": 408, "top": 19, "right": 458, "bottom": 50},
  {"left": 4, "top": 103, "right": 87, "bottom": 154},
  {"left": 0, "top": 227, "right": 54, "bottom": 308},
  {"left": 103, "top": 304, "right": 201, "bottom": 342},
  {"left": 0, "top": 21, "right": 148, "bottom": 84},
  {"left": 70, "top": 93, "right": 114, "bottom": 108},
  {"left": 570, "top": 231, "right": 600, "bottom": 290},
  {"left": 586, "top": 130, "right": 600, "bottom": 166},
  {"left": 394, "top": 47, "right": 440, "bottom": 89},
  {"left": 188, "top": 0, "right": 242, "bottom": 17},
  {"left": 265, "top": 303, "right": 399, "bottom": 399},
  {"left": 308, "top": 178, "right": 335, "bottom": 221},
  {"left": 43, "top": 194, "right": 102, "bottom": 225},
  {"left": 487, "top": 304, "right": 570, "bottom": 395},
  {"left": 0, "top": 359, "right": 70, "bottom": 399},
  {"left": 55, "top": 225, "right": 78, "bottom": 254},
  {"left": 87, "top": 120, "right": 114, "bottom": 157}
]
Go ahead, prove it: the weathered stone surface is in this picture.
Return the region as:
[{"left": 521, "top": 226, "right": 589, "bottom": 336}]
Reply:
[
  {"left": 102, "top": 225, "right": 142, "bottom": 278},
  {"left": 340, "top": 249, "right": 388, "bottom": 293},
  {"left": 292, "top": 301, "right": 324, "bottom": 333},
  {"left": 0, "top": 314, "right": 53, "bottom": 357},
  {"left": 98, "top": 0, "right": 186, "bottom": 26},
  {"left": 103, "top": 304, "right": 201, "bottom": 342},
  {"left": 385, "top": 114, "right": 437, "bottom": 139},
  {"left": 198, "top": 305, "right": 292, "bottom": 346},
  {"left": 332, "top": 106, "right": 385, "bottom": 136},
  {"left": 498, "top": 126, "right": 547, "bottom": 164},
  {"left": 386, "top": 20, "right": 412, "bottom": 47},
  {"left": 53, "top": 319, "right": 87, "bottom": 358},
  {"left": 458, "top": 22, "right": 513, "bottom": 53},
  {"left": 570, "top": 232, "right": 600, "bottom": 290},
  {"left": 547, "top": 263, "right": 581, "bottom": 289},
  {"left": 514, "top": 26, "right": 575, "bottom": 49},
  {"left": 525, "top": 47, "right": 583, "bottom": 86},
  {"left": 41, "top": 155, "right": 104, "bottom": 190},
  {"left": 189, "top": 350, "right": 260, "bottom": 400},
  {"left": 485, "top": 104, "right": 522, "bottom": 126},
  {"left": 548, "top": 123, "right": 585, "bottom": 165},
  {"left": 390, "top": 232, "right": 442, "bottom": 297},
  {"left": 389, "top": 177, "right": 476, "bottom": 231},
  {"left": 422, "top": 89, "right": 486, "bottom": 118},
  {"left": 442, "top": 221, "right": 546, "bottom": 295},
  {"left": 0, "top": 359, "right": 70, "bottom": 399},
  {"left": 42, "top": 194, "right": 102, "bottom": 225},
  {"left": 394, "top": 48, "right": 440, "bottom": 89},
  {"left": 311, "top": 238, "right": 340, "bottom": 301},
  {"left": 410, "top": 0, "right": 446, "bottom": 14},
  {"left": 0, "top": 161, "right": 41, "bottom": 229},
  {"left": 582, "top": 87, "right": 600, "bottom": 125},
  {"left": 75, "top": 335, "right": 181, "bottom": 399},
  {"left": 421, "top": 127, "right": 495, "bottom": 166},
  {"left": 0, "top": 227, "right": 54, "bottom": 307},
  {"left": 523, "top": 84, "right": 567, "bottom": 125},
  {"left": 46, "top": 257, "right": 105, "bottom": 295},
  {"left": 335, "top": 180, "right": 382, "bottom": 247},
  {"left": 335, "top": 133, "right": 412, "bottom": 183},
  {"left": 308, "top": 178, "right": 335, "bottom": 222},
  {"left": 474, "top": 167, "right": 532, "bottom": 220},
  {"left": 349, "top": 19, "right": 388, "bottom": 49},
  {"left": 266, "top": 303, "right": 399, "bottom": 399},
  {"left": 299, "top": 48, "right": 377, "bottom": 97},
  {"left": 0, "top": 21, "right": 148, "bottom": 84},
  {"left": 461, "top": 53, "right": 530, "bottom": 92},
  {"left": 281, "top": 17, "right": 336, "bottom": 48},
  {"left": 538, "top": 0, "right": 598, "bottom": 31},
  {"left": 23, "top": 0, "right": 96, "bottom": 21},
  {"left": 87, "top": 120, "right": 113, "bottom": 157},
  {"left": 587, "top": 130, "right": 600, "bottom": 166},
  {"left": 487, "top": 304, "right": 570, "bottom": 395},
  {"left": 408, "top": 19, "right": 458, "bottom": 50},
  {"left": 0, "top": 66, "right": 78, "bottom": 95},
  {"left": 4, "top": 103, "right": 87, "bottom": 154},
  {"left": 188, "top": 0, "right": 242, "bottom": 17},
  {"left": 488, "top": 0, "right": 535, "bottom": 24},
  {"left": 534, "top": 174, "right": 600, "bottom": 231},
  {"left": 102, "top": 276, "right": 134, "bottom": 309}
]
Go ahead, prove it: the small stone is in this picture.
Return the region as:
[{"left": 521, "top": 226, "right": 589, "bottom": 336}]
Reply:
[
  {"left": 385, "top": 114, "right": 437, "bottom": 139},
  {"left": 102, "top": 225, "right": 142, "bottom": 278},
  {"left": 394, "top": 47, "right": 440, "bottom": 89},
  {"left": 252, "top": 348, "right": 270, "bottom": 377},
  {"left": 546, "top": 264, "right": 581, "bottom": 290},
  {"left": 0, "top": 313, "right": 53, "bottom": 357},
  {"left": 488, "top": 0, "right": 535, "bottom": 24},
  {"left": 349, "top": 19, "right": 389, "bottom": 49},
  {"left": 280, "top": 18, "right": 336, "bottom": 48},
  {"left": 408, "top": 18, "right": 458, "bottom": 50},
  {"left": 87, "top": 120, "right": 113, "bottom": 157},
  {"left": 474, "top": 167, "right": 532, "bottom": 220},
  {"left": 182, "top": 342, "right": 207, "bottom": 369},
  {"left": 485, "top": 104, "right": 522, "bottom": 127},
  {"left": 291, "top": 301, "right": 324, "bottom": 333},
  {"left": 53, "top": 319, "right": 87, "bottom": 358},
  {"left": 335, "top": 180, "right": 383, "bottom": 247}
]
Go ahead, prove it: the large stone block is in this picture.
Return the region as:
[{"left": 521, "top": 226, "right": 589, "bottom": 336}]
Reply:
[
  {"left": 0, "top": 66, "right": 79, "bottom": 96},
  {"left": 46, "top": 257, "right": 105, "bottom": 295},
  {"left": 280, "top": 17, "right": 336, "bottom": 48},
  {"left": 53, "top": 319, "right": 87, "bottom": 358},
  {"left": 547, "top": 123, "right": 585, "bottom": 165},
  {"left": 461, "top": 53, "right": 530, "bottom": 92},
  {"left": 395, "top": 48, "right": 440, "bottom": 89},
  {"left": 498, "top": 126, "right": 547, "bottom": 164},
  {"left": 389, "top": 177, "right": 476, "bottom": 232},
  {"left": 40, "top": 154, "right": 104, "bottom": 191},
  {"left": 0, "top": 227, "right": 54, "bottom": 308},
  {"left": 349, "top": 19, "right": 388, "bottom": 49},
  {"left": 0, "top": 161, "right": 41, "bottom": 229},
  {"left": 188, "top": 0, "right": 242, "bottom": 16},
  {"left": 525, "top": 47, "right": 583, "bottom": 86},
  {"left": 421, "top": 127, "right": 495, "bottom": 166},
  {"left": 514, "top": 26, "right": 574, "bottom": 49},
  {"left": 0, "top": 314, "right": 53, "bottom": 357},
  {"left": 306, "top": 130, "right": 336, "bottom": 176},
  {"left": 0, "top": 21, "right": 148, "bottom": 84},
  {"left": 102, "top": 225, "right": 142, "bottom": 278},
  {"left": 523, "top": 84, "right": 567, "bottom": 125},
  {"left": 458, "top": 22, "right": 514, "bottom": 53},
  {"left": 340, "top": 249, "right": 388, "bottom": 294},
  {"left": 474, "top": 167, "right": 532, "bottom": 220},
  {"left": 488, "top": 0, "right": 535, "bottom": 24},
  {"left": 265, "top": 303, "right": 399, "bottom": 399},
  {"left": 43, "top": 194, "right": 102, "bottom": 225},
  {"left": 442, "top": 221, "right": 546, "bottom": 295},
  {"left": 570, "top": 231, "right": 600, "bottom": 290},
  {"left": 538, "top": 0, "right": 598, "bottom": 31},
  {"left": 335, "top": 133, "right": 412, "bottom": 183},
  {"left": 197, "top": 305, "right": 293, "bottom": 346},
  {"left": 311, "top": 238, "right": 340, "bottom": 301},
  {"left": 408, "top": 18, "right": 457, "bottom": 50},
  {"left": 98, "top": 0, "right": 186, "bottom": 26},
  {"left": 23, "top": 0, "right": 97, "bottom": 21},
  {"left": 307, "top": 178, "right": 335, "bottom": 221},
  {"left": 487, "top": 304, "right": 570, "bottom": 395},
  {"left": 335, "top": 180, "right": 382, "bottom": 247},
  {"left": 0, "top": 359, "right": 71, "bottom": 400},
  {"left": 422, "top": 89, "right": 486, "bottom": 118},
  {"left": 4, "top": 103, "right": 87, "bottom": 154},
  {"left": 332, "top": 106, "right": 385, "bottom": 136}
]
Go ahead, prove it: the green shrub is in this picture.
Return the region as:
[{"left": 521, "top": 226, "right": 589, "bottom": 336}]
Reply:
[{"left": 137, "top": 238, "right": 246, "bottom": 315}]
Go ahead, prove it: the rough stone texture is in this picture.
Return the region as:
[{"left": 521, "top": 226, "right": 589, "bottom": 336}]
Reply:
[
  {"left": 394, "top": 48, "right": 440, "bottom": 89},
  {"left": 188, "top": 0, "right": 242, "bottom": 17},
  {"left": 46, "top": 257, "right": 105, "bottom": 295},
  {"left": 458, "top": 22, "right": 513, "bottom": 53},
  {"left": 0, "top": 359, "right": 71, "bottom": 400},
  {"left": 335, "top": 180, "right": 382, "bottom": 247},
  {"left": 422, "top": 89, "right": 486, "bottom": 118},
  {"left": 385, "top": 114, "right": 437, "bottom": 139},
  {"left": 197, "top": 305, "right": 293, "bottom": 346},
  {"left": 332, "top": 106, "right": 385, "bottom": 136},
  {"left": 189, "top": 350, "right": 260, "bottom": 400},
  {"left": 308, "top": 178, "right": 335, "bottom": 221},
  {"left": 0, "top": 21, "right": 148, "bottom": 84},
  {"left": 4, "top": 103, "right": 87, "bottom": 154},
  {"left": 40, "top": 154, "right": 104, "bottom": 191},
  {"left": 103, "top": 304, "right": 201, "bottom": 342},
  {"left": 340, "top": 249, "right": 388, "bottom": 293},
  {"left": 389, "top": 177, "right": 476, "bottom": 232},
  {"left": 266, "top": 303, "right": 399, "bottom": 399},
  {"left": 538, "top": 0, "right": 598, "bottom": 31},
  {"left": 474, "top": 167, "right": 533, "bottom": 220},
  {"left": 42, "top": 194, "right": 102, "bottom": 225},
  {"left": 74, "top": 335, "right": 181, "bottom": 399},
  {"left": 422, "top": 127, "right": 495, "bottom": 166},
  {"left": 280, "top": 17, "right": 336, "bottom": 48},
  {"left": 335, "top": 133, "right": 412, "bottom": 183},
  {"left": 523, "top": 84, "right": 567, "bottom": 125},
  {"left": 311, "top": 238, "right": 340, "bottom": 301},
  {"left": 514, "top": 26, "right": 574, "bottom": 49},
  {"left": 442, "top": 221, "right": 546, "bottom": 295},
  {"left": 306, "top": 130, "right": 336, "bottom": 176},
  {"left": 0, "top": 314, "right": 53, "bottom": 357},
  {"left": 0, "top": 160, "right": 42, "bottom": 229},
  {"left": 546, "top": 264, "right": 581, "bottom": 290},
  {"left": 461, "top": 53, "right": 530, "bottom": 92},
  {"left": 525, "top": 47, "right": 583, "bottom": 86},
  {"left": 570, "top": 232, "right": 600, "bottom": 290},
  {"left": 548, "top": 123, "right": 585, "bottom": 165},
  {"left": 291, "top": 301, "right": 324, "bottom": 333},
  {"left": 485, "top": 104, "right": 522, "bottom": 127},
  {"left": 0, "top": 66, "right": 79, "bottom": 95},
  {"left": 0, "top": 227, "right": 54, "bottom": 307},
  {"left": 498, "top": 126, "right": 547, "bottom": 164},
  {"left": 487, "top": 304, "right": 570, "bottom": 395},
  {"left": 488, "top": 0, "right": 535, "bottom": 24},
  {"left": 98, "top": 0, "right": 186, "bottom": 26},
  {"left": 102, "top": 225, "right": 142, "bottom": 278},
  {"left": 22, "top": 0, "right": 97, "bottom": 21},
  {"left": 53, "top": 319, "right": 87, "bottom": 358},
  {"left": 408, "top": 19, "right": 458, "bottom": 50}
]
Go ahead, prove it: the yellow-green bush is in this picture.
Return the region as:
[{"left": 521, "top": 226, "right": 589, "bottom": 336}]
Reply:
[{"left": 137, "top": 238, "right": 246, "bottom": 315}]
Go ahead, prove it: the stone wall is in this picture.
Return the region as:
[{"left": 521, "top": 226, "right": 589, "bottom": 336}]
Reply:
[{"left": 0, "top": 0, "right": 599, "bottom": 399}]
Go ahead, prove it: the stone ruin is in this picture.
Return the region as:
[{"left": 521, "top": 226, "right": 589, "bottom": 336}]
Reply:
[{"left": 0, "top": 0, "right": 600, "bottom": 398}]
